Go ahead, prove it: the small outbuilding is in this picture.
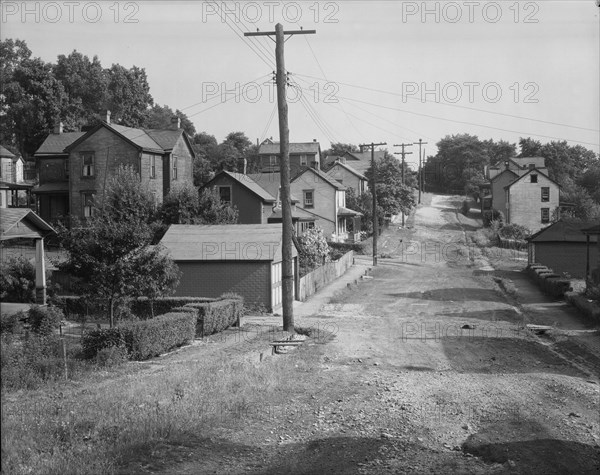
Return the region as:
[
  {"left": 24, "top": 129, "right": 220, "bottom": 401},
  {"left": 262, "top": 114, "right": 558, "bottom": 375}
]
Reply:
[
  {"left": 159, "top": 224, "right": 298, "bottom": 312},
  {"left": 527, "top": 220, "right": 599, "bottom": 278}
]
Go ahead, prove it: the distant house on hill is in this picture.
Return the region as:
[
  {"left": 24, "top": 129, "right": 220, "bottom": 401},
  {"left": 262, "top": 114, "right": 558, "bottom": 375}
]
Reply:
[
  {"left": 254, "top": 138, "right": 322, "bottom": 176},
  {"left": 326, "top": 160, "right": 369, "bottom": 196},
  {"left": 527, "top": 220, "right": 599, "bottom": 278},
  {"left": 159, "top": 223, "right": 299, "bottom": 312},
  {"left": 486, "top": 156, "right": 548, "bottom": 180},
  {"left": 32, "top": 113, "right": 195, "bottom": 224},
  {"left": 0, "top": 145, "right": 32, "bottom": 208}
]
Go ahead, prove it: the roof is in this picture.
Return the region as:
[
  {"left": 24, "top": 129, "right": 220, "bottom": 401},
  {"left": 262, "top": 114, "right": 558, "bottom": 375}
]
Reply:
[
  {"left": 504, "top": 168, "right": 560, "bottom": 190},
  {"left": 247, "top": 172, "right": 299, "bottom": 202},
  {"left": 106, "top": 123, "right": 163, "bottom": 152},
  {"left": 528, "top": 220, "right": 599, "bottom": 243},
  {"left": 337, "top": 206, "right": 362, "bottom": 217},
  {"left": 205, "top": 171, "right": 276, "bottom": 202},
  {"left": 0, "top": 208, "right": 55, "bottom": 240},
  {"left": 159, "top": 224, "right": 297, "bottom": 261},
  {"left": 511, "top": 156, "right": 546, "bottom": 169},
  {"left": 582, "top": 224, "right": 600, "bottom": 235},
  {"left": 32, "top": 183, "right": 69, "bottom": 194},
  {"left": 259, "top": 141, "right": 320, "bottom": 155},
  {"left": 35, "top": 132, "right": 86, "bottom": 155},
  {"left": 0, "top": 181, "right": 34, "bottom": 190},
  {"left": 322, "top": 155, "right": 344, "bottom": 170},
  {"left": 342, "top": 150, "right": 384, "bottom": 174},
  {"left": 0, "top": 145, "right": 15, "bottom": 158},
  {"left": 293, "top": 166, "right": 347, "bottom": 190},
  {"left": 490, "top": 169, "right": 519, "bottom": 182},
  {"left": 268, "top": 207, "right": 316, "bottom": 221},
  {"left": 326, "top": 161, "right": 367, "bottom": 180},
  {"left": 145, "top": 129, "right": 184, "bottom": 150}
]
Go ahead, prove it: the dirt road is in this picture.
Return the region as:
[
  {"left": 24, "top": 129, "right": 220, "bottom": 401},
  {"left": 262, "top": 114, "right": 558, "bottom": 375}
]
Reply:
[{"left": 131, "top": 195, "right": 600, "bottom": 474}]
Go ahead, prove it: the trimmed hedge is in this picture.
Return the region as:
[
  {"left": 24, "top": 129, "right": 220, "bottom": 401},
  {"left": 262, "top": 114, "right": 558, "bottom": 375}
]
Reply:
[
  {"left": 130, "top": 297, "right": 217, "bottom": 319},
  {"left": 127, "top": 312, "right": 196, "bottom": 360},
  {"left": 525, "top": 265, "right": 572, "bottom": 298},
  {"left": 328, "top": 241, "right": 367, "bottom": 255},
  {"left": 185, "top": 299, "right": 240, "bottom": 337},
  {"left": 82, "top": 312, "right": 195, "bottom": 360}
]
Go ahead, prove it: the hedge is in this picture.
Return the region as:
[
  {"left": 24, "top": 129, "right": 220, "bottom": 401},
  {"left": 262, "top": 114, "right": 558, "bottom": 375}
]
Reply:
[
  {"left": 81, "top": 312, "right": 195, "bottom": 360},
  {"left": 130, "top": 297, "right": 217, "bottom": 319},
  {"left": 185, "top": 299, "right": 240, "bottom": 337},
  {"left": 51, "top": 296, "right": 105, "bottom": 319},
  {"left": 525, "top": 264, "right": 572, "bottom": 299},
  {"left": 127, "top": 312, "right": 196, "bottom": 360},
  {"left": 328, "top": 241, "right": 367, "bottom": 255}
]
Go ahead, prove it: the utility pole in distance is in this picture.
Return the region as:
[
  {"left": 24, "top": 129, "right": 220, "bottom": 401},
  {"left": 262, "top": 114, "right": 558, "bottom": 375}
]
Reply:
[
  {"left": 359, "top": 142, "right": 386, "bottom": 266},
  {"left": 413, "top": 139, "right": 428, "bottom": 204},
  {"left": 393, "top": 143, "right": 413, "bottom": 227},
  {"left": 245, "top": 24, "right": 315, "bottom": 333}
]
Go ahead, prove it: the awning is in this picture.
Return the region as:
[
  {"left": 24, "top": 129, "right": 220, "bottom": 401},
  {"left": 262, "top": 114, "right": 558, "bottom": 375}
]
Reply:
[
  {"left": 337, "top": 206, "right": 362, "bottom": 217},
  {"left": 32, "top": 183, "right": 69, "bottom": 194}
]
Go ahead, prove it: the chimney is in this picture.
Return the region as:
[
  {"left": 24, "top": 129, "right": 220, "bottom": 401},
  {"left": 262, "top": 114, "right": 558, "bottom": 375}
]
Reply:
[
  {"left": 242, "top": 158, "right": 247, "bottom": 175},
  {"left": 105, "top": 110, "right": 111, "bottom": 124},
  {"left": 170, "top": 116, "right": 181, "bottom": 130},
  {"left": 504, "top": 161, "right": 509, "bottom": 170},
  {"left": 53, "top": 121, "right": 63, "bottom": 134},
  {"left": 313, "top": 138, "right": 317, "bottom": 142}
]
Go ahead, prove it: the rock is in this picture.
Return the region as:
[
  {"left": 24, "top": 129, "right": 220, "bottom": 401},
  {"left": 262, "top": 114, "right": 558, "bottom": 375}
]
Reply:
[
  {"left": 568, "top": 412, "right": 582, "bottom": 418},
  {"left": 462, "top": 424, "right": 470, "bottom": 431},
  {"left": 462, "top": 324, "right": 475, "bottom": 329},
  {"left": 374, "top": 362, "right": 380, "bottom": 366},
  {"left": 381, "top": 432, "right": 393, "bottom": 439}
]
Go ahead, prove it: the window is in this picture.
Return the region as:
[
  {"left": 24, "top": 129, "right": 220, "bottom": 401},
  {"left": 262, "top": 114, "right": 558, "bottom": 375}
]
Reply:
[
  {"left": 150, "top": 155, "right": 156, "bottom": 179},
  {"left": 218, "top": 186, "right": 231, "bottom": 204},
  {"left": 530, "top": 174, "right": 538, "bottom": 183},
  {"left": 541, "top": 208, "right": 550, "bottom": 223},
  {"left": 64, "top": 159, "right": 69, "bottom": 179},
  {"left": 81, "top": 152, "right": 94, "bottom": 177},
  {"left": 303, "top": 190, "right": 314, "bottom": 208},
  {"left": 172, "top": 156, "right": 178, "bottom": 181},
  {"left": 541, "top": 187, "right": 549, "bottom": 202},
  {"left": 82, "top": 193, "right": 94, "bottom": 217},
  {"left": 269, "top": 155, "right": 277, "bottom": 168},
  {"left": 300, "top": 154, "right": 307, "bottom": 166}
]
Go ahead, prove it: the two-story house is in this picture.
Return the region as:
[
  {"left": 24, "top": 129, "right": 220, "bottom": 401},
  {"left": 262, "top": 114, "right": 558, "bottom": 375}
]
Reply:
[
  {"left": 487, "top": 156, "right": 547, "bottom": 180},
  {"left": 340, "top": 149, "right": 385, "bottom": 175},
  {"left": 505, "top": 168, "right": 560, "bottom": 232},
  {"left": 203, "top": 170, "right": 316, "bottom": 235},
  {"left": 254, "top": 139, "right": 322, "bottom": 176},
  {"left": 0, "top": 145, "right": 33, "bottom": 209},
  {"left": 33, "top": 113, "right": 194, "bottom": 223},
  {"left": 325, "top": 160, "right": 369, "bottom": 196},
  {"left": 284, "top": 166, "right": 362, "bottom": 241}
]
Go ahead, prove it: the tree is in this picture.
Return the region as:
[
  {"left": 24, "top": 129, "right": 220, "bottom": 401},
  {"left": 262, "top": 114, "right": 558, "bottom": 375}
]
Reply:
[
  {"left": 518, "top": 137, "right": 543, "bottom": 158},
  {"left": 57, "top": 166, "right": 179, "bottom": 327},
  {"left": 197, "top": 188, "right": 239, "bottom": 224},
  {"left": 144, "top": 104, "right": 196, "bottom": 137},
  {"left": 106, "top": 64, "right": 153, "bottom": 127},
  {"left": 324, "top": 142, "right": 358, "bottom": 157},
  {"left": 297, "top": 227, "right": 330, "bottom": 275},
  {"left": 159, "top": 182, "right": 202, "bottom": 225}
]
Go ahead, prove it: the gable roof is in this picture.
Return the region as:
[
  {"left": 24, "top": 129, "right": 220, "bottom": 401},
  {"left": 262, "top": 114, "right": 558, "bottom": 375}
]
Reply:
[
  {"left": 528, "top": 220, "right": 599, "bottom": 243},
  {"left": 510, "top": 156, "right": 546, "bottom": 170},
  {"left": 293, "top": 166, "right": 347, "bottom": 190},
  {"left": 204, "top": 170, "right": 276, "bottom": 202},
  {"left": 259, "top": 141, "right": 320, "bottom": 155},
  {"left": 505, "top": 168, "right": 560, "bottom": 190},
  {"left": 342, "top": 150, "right": 384, "bottom": 174},
  {"left": 326, "top": 161, "right": 367, "bottom": 180},
  {"left": 159, "top": 223, "right": 297, "bottom": 261},
  {"left": 247, "top": 172, "right": 300, "bottom": 203},
  {"left": 490, "top": 168, "right": 519, "bottom": 182},
  {"left": 582, "top": 224, "right": 600, "bottom": 235},
  {"left": 0, "top": 145, "right": 15, "bottom": 158},
  {"left": 35, "top": 132, "right": 86, "bottom": 156},
  {"left": 0, "top": 208, "right": 55, "bottom": 240}
]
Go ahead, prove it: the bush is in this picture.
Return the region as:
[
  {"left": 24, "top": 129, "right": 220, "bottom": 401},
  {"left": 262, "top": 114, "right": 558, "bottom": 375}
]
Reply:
[
  {"left": 130, "top": 296, "right": 217, "bottom": 319},
  {"left": 185, "top": 299, "right": 239, "bottom": 337},
  {"left": 95, "top": 344, "right": 129, "bottom": 367},
  {"left": 51, "top": 296, "right": 106, "bottom": 319},
  {"left": 461, "top": 200, "right": 471, "bottom": 215},
  {"left": 0, "top": 312, "right": 23, "bottom": 335},
  {"left": 127, "top": 312, "right": 195, "bottom": 360},
  {"left": 81, "top": 327, "right": 131, "bottom": 359},
  {"left": 498, "top": 223, "right": 530, "bottom": 240},
  {"left": 0, "top": 255, "right": 36, "bottom": 303},
  {"left": 298, "top": 227, "right": 330, "bottom": 274},
  {"left": 220, "top": 293, "right": 244, "bottom": 327},
  {"left": 328, "top": 241, "right": 367, "bottom": 255},
  {"left": 28, "top": 305, "right": 64, "bottom": 335},
  {"left": 482, "top": 210, "right": 504, "bottom": 227}
]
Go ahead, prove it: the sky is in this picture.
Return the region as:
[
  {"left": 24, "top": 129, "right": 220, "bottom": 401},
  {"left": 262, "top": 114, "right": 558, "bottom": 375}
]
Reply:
[{"left": 2, "top": 0, "right": 599, "bottom": 167}]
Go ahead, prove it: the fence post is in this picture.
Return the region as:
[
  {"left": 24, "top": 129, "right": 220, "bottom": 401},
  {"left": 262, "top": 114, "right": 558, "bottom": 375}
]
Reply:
[{"left": 59, "top": 325, "right": 68, "bottom": 380}]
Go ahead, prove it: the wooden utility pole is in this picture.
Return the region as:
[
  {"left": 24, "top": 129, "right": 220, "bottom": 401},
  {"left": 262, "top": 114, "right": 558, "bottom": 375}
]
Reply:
[
  {"left": 394, "top": 143, "right": 413, "bottom": 227},
  {"left": 245, "top": 25, "right": 315, "bottom": 333},
  {"left": 359, "top": 142, "right": 386, "bottom": 266},
  {"left": 413, "top": 139, "right": 428, "bottom": 204}
]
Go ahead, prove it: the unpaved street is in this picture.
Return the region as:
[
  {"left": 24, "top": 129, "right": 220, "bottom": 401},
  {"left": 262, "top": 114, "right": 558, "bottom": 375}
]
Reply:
[{"left": 126, "top": 195, "right": 600, "bottom": 475}]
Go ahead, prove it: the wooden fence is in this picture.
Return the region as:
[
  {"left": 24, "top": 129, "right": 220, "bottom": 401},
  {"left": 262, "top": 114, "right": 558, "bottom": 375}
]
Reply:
[{"left": 297, "top": 251, "right": 354, "bottom": 301}]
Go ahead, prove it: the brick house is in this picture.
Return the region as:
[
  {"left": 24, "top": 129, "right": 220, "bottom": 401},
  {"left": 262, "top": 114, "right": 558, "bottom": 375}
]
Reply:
[
  {"left": 159, "top": 223, "right": 299, "bottom": 312},
  {"left": 527, "top": 220, "right": 599, "bottom": 279},
  {"left": 287, "top": 166, "right": 362, "bottom": 242},
  {"left": 504, "top": 168, "right": 560, "bottom": 232},
  {"left": 325, "top": 160, "right": 369, "bottom": 196},
  {"left": 32, "top": 114, "right": 194, "bottom": 223},
  {"left": 202, "top": 171, "right": 316, "bottom": 234},
  {"left": 255, "top": 138, "right": 322, "bottom": 176}
]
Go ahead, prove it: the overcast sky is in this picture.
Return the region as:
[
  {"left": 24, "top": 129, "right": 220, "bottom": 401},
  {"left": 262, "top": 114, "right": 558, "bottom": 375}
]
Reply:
[{"left": 3, "top": 0, "right": 599, "bottom": 165}]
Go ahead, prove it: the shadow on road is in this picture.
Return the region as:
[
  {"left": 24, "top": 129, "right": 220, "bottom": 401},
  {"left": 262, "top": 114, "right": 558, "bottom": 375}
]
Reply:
[{"left": 388, "top": 288, "right": 500, "bottom": 302}]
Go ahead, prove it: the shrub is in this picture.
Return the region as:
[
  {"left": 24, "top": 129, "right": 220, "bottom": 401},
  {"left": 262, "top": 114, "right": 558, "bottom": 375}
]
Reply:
[
  {"left": 127, "top": 312, "right": 195, "bottom": 360},
  {"left": 28, "top": 305, "right": 64, "bottom": 336},
  {"left": 185, "top": 299, "right": 239, "bottom": 337},
  {"left": 130, "top": 296, "right": 217, "bottom": 319},
  {"left": 482, "top": 210, "right": 504, "bottom": 227},
  {"left": 81, "top": 328, "right": 131, "bottom": 360},
  {"left": 51, "top": 296, "right": 106, "bottom": 319},
  {"left": 0, "top": 312, "right": 24, "bottom": 335},
  {"left": 328, "top": 241, "right": 367, "bottom": 255},
  {"left": 95, "top": 344, "right": 129, "bottom": 367},
  {"left": 498, "top": 223, "right": 530, "bottom": 240},
  {"left": 219, "top": 293, "right": 244, "bottom": 327},
  {"left": 461, "top": 200, "right": 471, "bottom": 215},
  {"left": 0, "top": 255, "right": 36, "bottom": 303},
  {"left": 298, "top": 227, "right": 330, "bottom": 274}
]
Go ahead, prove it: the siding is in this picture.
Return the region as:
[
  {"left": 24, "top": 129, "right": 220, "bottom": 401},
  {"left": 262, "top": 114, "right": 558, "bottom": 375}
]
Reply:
[
  {"left": 173, "top": 260, "right": 271, "bottom": 309},
  {"left": 491, "top": 171, "right": 517, "bottom": 216},
  {"left": 326, "top": 165, "right": 365, "bottom": 194},
  {"left": 532, "top": 242, "right": 599, "bottom": 279},
  {"left": 507, "top": 173, "right": 559, "bottom": 233},
  {"left": 291, "top": 171, "right": 336, "bottom": 236},
  {"left": 209, "top": 174, "right": 265, "bottom": 224}
]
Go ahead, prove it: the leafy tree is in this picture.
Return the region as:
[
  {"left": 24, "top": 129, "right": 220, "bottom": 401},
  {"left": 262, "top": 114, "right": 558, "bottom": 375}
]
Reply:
[
  {"left": 144, "top": 104, "right": 196, "bottom": 137},
  {"left": 197, "top": 188, "right": 239, "bottom": 224},
  {"left": 159, "top": 182, "right": 202, "bottom": 225},
  {"left": 191, "top": 132, "right": 218, "bottom": 184},
  {"left": 324, "top": 142, "right": 359, "bottom": 157},
  {"left": 106, "top": 64, "right": 153, "bottom": 127},
  {"left": 57, "top": 166, "right": 179, "bottom": 327},
  {"left": 297, "top": 227, "right": 330, "bottom": 275},
  {"left": 518, "top": 137, "right": 543, "bottom": 158},
  {"left": 0, "top": 255, "right": 36, "bottom": 303}
]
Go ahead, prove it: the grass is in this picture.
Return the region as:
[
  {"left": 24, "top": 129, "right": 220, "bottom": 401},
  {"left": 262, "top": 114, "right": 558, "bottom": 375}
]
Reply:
[{"left": 1, "top": 328, "right": 324, "bottom": 474}]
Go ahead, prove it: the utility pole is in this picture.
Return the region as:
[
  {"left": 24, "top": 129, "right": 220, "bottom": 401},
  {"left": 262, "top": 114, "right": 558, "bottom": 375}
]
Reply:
[
  {"left": 245, "top": 25, "right": 315, "bottom": 333},
  {"left": 359, "top": 142, "right": 386, "bottom": 266},
  {"left": 393, "top": 143, "right": 413, "bottom": 227},
  {"left": 413, "top": 139, "right": 428, "bottom": 204}
]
